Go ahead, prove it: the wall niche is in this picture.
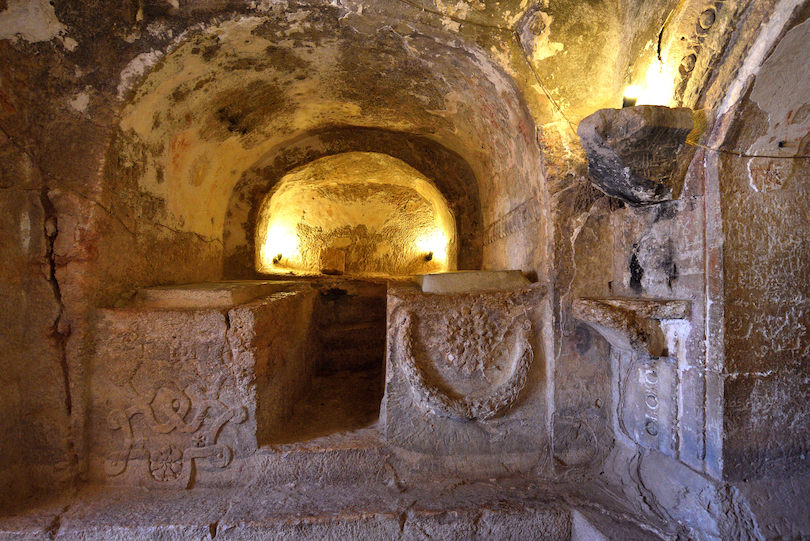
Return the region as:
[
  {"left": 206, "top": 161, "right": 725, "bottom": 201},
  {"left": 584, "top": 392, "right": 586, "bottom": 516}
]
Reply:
[{"left": 255, "top": 152, "right": 458, "bottom": 278}]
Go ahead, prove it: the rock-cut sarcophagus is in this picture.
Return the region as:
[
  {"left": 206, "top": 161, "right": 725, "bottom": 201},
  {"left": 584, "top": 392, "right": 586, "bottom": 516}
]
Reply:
[{"left": 383, "top": 273, "right": 550, "bottom": 475}]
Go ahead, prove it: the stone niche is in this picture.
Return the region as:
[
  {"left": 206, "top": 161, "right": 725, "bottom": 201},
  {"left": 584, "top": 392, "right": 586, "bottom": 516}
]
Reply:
[
  {"left": 383, "top": 279, "right": 550, "bottom": 476},
  {"left": 255, "top": 152, "right": 458, "bottom": 278},
  {"left": 88, "top": 282, "right": 320, "bottom": 488}
]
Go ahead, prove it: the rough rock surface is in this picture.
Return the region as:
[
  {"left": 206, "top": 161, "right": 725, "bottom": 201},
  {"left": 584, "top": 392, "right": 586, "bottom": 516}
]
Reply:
[
  {"left": 577, "top": 106, "right": 696, "bottom": 204},
  {"left": 1, "top": 0, "right": 809, "bottom": 537},
  {"left": 88, "top": 287, "right": 319, "bottom": 488},
  {"left": 384, "top": 284, "right": 550, "bottom": 476}
]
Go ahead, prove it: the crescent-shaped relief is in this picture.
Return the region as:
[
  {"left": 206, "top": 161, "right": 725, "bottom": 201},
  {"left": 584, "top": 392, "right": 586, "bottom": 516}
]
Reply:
[{"left": 393, "top": 304, "right": 533, "bottom": 421}]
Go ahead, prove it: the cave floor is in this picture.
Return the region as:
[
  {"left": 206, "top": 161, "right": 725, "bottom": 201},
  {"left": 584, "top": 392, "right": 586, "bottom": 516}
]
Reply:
[{"left": 0, "top": 473, "right": 661, "bottom": 541}]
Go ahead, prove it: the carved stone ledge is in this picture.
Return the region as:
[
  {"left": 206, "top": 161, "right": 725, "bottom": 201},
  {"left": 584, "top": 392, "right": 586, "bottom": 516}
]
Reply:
[
  {"left": 132, "top": 280, "right": 291, "bottom": 309},
  {"left": 573, "top": 298, "right": 691, "bottom": 356}
]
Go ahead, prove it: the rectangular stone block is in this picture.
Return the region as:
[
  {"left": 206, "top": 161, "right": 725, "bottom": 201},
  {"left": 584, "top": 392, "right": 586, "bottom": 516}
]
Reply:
[
  {"left": 619, "top": 356, "right": 678, "bottom": 457},
  {"left": 134, "top": 280, "right": 291, "bottom": 309},
  {"left": 227, "top": 291, "right": 321, "bottom": 444},
  {"left": 88, "top": 285, "right": 319, "bottom": 489},
  {"left": 383, "top": 284, "right": 550, "bottom": 475},
  {"left": 413, "top": 270, "right": 529, "bottom": 294},
  {"left": 319, "top": 247, "right": 346, "bottom": 275}
]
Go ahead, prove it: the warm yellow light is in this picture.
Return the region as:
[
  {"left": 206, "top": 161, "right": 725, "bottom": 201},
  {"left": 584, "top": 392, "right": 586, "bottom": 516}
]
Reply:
[
  {"left": 635, "top": 60, "right": 676, "bottom": 106},
  {"left": 260, "top": 224, "right": 298, "bottom": 268},
  {"left": 624, "top": 85, "right": 642, "bottom": 100},
  {"left": 416, "top": 232, "right": 448, "bottom": 264},
  {"left": 622, "top": 85, "right": 642, "bottom": 107}
]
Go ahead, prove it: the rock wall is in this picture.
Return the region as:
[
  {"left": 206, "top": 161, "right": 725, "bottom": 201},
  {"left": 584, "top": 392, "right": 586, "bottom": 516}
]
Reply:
[
  {"left": 719, "top": 14, "right": 810, "bottom": 481},
  {"left": 1, "top": 1, "right": 810, "bottom": 536}
]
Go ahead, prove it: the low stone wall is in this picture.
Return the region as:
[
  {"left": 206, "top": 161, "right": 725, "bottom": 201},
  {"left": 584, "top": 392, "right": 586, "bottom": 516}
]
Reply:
[{"left": 87, "top": 286, "right": 319, "bottom": 488}]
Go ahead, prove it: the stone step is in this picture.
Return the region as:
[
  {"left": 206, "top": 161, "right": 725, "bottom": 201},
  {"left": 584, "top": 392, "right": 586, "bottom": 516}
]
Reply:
[
  {"left": 319, "top": 321, "right": 386, "bottom": 370},
  {"left": 255, "top": 428, "right": 388, "bottom": 486},
  {"left": 321, "top": 346, "right": 385, "bottom": 371},
  {"left": 0, "top": 485, "right": 557, "bottom": 541},
  {"left": 316, "top": 282, "right": 387, "bottom": 327},
  {"left": 318, "top": 297, "right": 387, "bottom": 326}
]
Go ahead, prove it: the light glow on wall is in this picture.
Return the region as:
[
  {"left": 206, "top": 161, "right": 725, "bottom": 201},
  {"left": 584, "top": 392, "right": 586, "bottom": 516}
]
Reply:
[
  {"left": 260, "top": 224, "right": 299, "bottom": 269},
  {"left": 255, "top": 152, "right": 458, "bottom": 277},
  {"left": 629, "top": 60, "right": 677, "bottom": 107},
  {"left": 416, "top": 232, "right": 449, "bottom": 265}
]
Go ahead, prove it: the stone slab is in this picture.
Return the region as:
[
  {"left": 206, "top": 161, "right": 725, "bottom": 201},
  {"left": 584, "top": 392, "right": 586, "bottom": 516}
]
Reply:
[
  {"left": 88, "top": 288, "right": 319, "bottom": 489},
  {"left": 133, "top": 281, "right": 291, "bottom": 309},
  {"left": 383, "top": 285, "right": 550, "bottom": 475},
  {"left": 575, "top": 298, "right": 691, "bottom": 320},
  {"left": 413, "top": 270, "right": 529, "bottom": 294},
  {"left": 619, "top": 356, "right": 678, "bottom": 456},
  {"left": 573, "top": 297, "right": 691, "bottom": 356}
]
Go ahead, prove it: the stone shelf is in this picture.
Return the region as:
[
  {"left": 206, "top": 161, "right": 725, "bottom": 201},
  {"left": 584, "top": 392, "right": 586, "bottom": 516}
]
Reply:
[
  {"left": 413, "top": 270, "right": 530, "bottom": 293},
  {"left": 573, "top": 297, "right": 691, "bottom": 356},
  {"left": 133, "top": 280, "right": 292, "bottom": 309}
]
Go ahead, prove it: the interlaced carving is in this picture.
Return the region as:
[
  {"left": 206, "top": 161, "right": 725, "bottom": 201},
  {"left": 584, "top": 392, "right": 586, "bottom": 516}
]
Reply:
[{"left": 105, "top": 378, "right": 247, "bottom": 489}]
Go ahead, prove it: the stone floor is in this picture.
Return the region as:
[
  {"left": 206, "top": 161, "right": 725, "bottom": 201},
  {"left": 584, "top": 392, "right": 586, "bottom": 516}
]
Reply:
[
  {"left": 0, "top": 422, "right": 667, "bottom": 541},
  {"left": 0, "top": 475, "right": 663, "bottom": 541}
]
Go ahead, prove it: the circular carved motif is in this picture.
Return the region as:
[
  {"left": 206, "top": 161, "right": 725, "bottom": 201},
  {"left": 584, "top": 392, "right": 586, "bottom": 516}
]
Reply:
[
  {"left": 699, "top": 8, "right": 716, "bottom": 30},
  {"left": 149, "top": 445, "right": 184, "bottom": 481}
]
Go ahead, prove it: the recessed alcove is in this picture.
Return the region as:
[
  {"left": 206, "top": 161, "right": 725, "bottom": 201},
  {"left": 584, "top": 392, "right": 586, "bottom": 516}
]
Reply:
[
  {"left": 248, "top": 151, "right": 462, "bottom": 445},
  {"left": 264, "top": 279, "right": 389, "bottom": 446},
  {"left": 29, "top": 2, "right": 559, "bottom": 529},
  {"left": 255, "top": 152, "right": 458, "bottom": 278}
]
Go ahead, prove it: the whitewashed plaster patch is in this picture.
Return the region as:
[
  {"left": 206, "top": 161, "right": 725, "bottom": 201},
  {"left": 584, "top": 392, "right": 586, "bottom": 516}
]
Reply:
[
  {"left": 0, "top": 0, "right": 73, "bottom": 47},
  {"left": 117, "top": 51, "right": 165, "bottom": 100},
  {"left": 69, "top": 91, "right": 90, "bottom": 114}
]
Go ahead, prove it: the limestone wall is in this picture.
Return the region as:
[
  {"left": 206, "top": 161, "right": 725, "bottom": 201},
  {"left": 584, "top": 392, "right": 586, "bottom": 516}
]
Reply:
[{"left": 718, "top": 15, "right": 810, "bottom": 481}]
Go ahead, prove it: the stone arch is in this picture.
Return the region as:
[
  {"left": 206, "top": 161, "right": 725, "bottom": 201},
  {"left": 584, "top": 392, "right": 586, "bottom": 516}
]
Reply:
[
  {"left": 253, "top": 151, "right": 459, "bottom": 278},
  {"left": 222, "top": 128, "right": 483, "bottom": 278},
  {"left": 97, "top": 5, "right": 544, "bottom": 293}
]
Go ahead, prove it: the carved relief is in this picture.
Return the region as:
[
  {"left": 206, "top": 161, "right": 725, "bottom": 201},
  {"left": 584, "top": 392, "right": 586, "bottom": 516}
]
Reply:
[
  {"left": 618, "top": 355, "right": 678, "bottom": 456},
  {"left": 662, "top": 0, "right": 747, "bottom": 107},
  {"left": 393, "top": 301, "right": 533, "bottom": 421},
  {"left": 105, "top": 379, "right": 247, "bottom": 489}
]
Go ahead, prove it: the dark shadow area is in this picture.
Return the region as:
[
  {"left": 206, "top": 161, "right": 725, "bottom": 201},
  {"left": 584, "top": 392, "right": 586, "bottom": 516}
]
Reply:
[
  {"left": 264, "top": 279, "right": 387, "bottom": 445},
  {"left": 265, "top": 365, "right": 384, "bottom": 445}
]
